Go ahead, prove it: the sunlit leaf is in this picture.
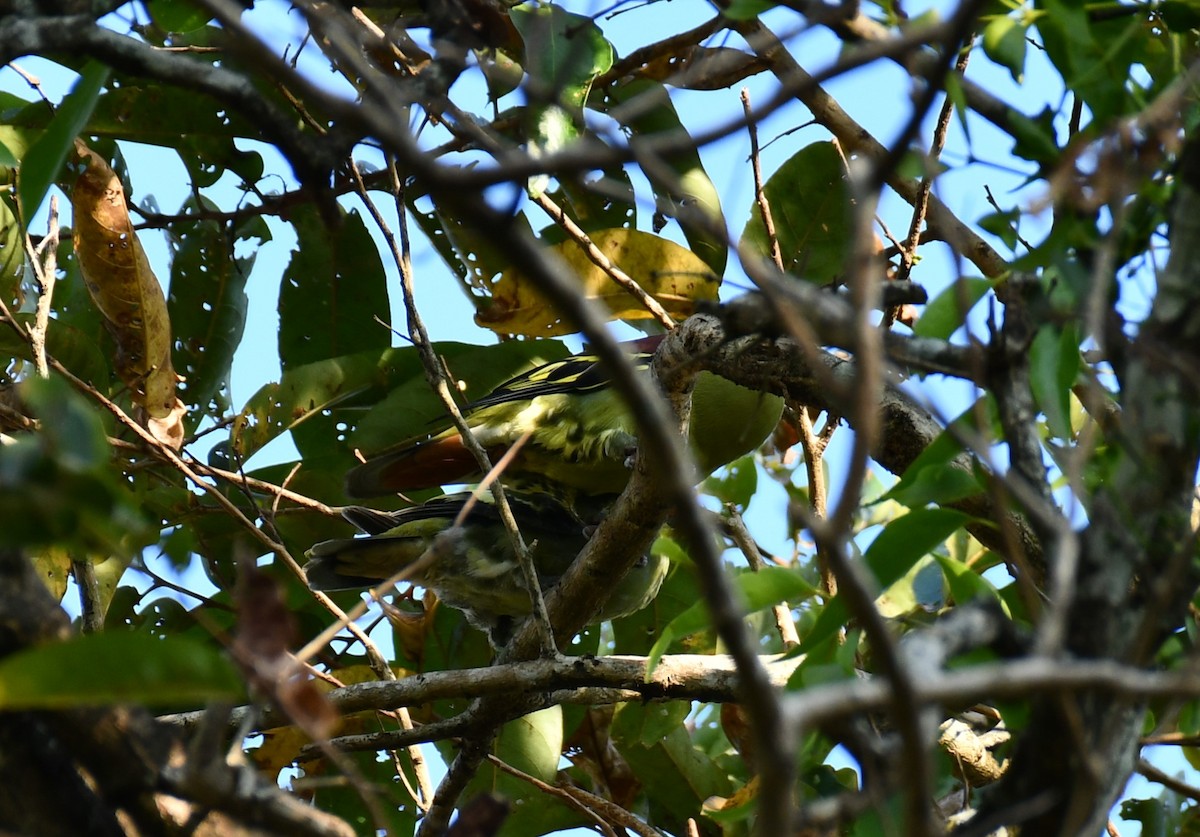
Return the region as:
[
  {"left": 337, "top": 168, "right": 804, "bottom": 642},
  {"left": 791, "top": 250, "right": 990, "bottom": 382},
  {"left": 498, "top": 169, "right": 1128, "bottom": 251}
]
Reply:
[
  {"left": 464, "top": 705, "right": 586, "bottom": 836},
  {"left": 983, "top": 16, "right": 1028, "bottom": 83},
  {"left": 71, "top": 141, "right": 183, "bottom": 445},
  {"left": 476, "top": 228, "right": 719, "bottom": 336},
  {"left": 934, "top": 553, "right": 1006, "bottom": 611},
  {"left": 29, "top": 545, "right": 72, "bottom": 601}
]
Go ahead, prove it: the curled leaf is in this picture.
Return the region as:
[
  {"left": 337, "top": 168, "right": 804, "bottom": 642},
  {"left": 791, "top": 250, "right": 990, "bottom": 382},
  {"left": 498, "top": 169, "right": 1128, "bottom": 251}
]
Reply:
[
  {"left": 476, "top": 228, "right": 719, "bottom": 336},
  {"left": 71, "top": 141, "right": 184, "bottom": 447}
]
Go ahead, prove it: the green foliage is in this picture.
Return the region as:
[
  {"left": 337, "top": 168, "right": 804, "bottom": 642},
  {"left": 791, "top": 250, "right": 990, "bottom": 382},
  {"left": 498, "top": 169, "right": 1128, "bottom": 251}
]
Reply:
[
  {"left": 0, "top": 630, "right": 241, "bottom": 709},
  {"left": 278, "top": 205, "right": 391, "bottom": 370},
  {"left": 740, "top": 141, "right": 852, "bottom": 286},
  {"left": 0, "top": 376, "right": 152, "bottom": 554},
  {"left": 167, "top": 198, "right": 263, "bottom": 417},
  {"left": 2, "top": 0, "right": 1198, "bottom": 833},
  {"left": 912, "top": 277, "right": 992, "bottom": 341},
  {"left": 799, "top": 509, "right": 972, "bottom": 652},
  {"left": 17, "top": 61, "right": 108, "bottom": 221}
]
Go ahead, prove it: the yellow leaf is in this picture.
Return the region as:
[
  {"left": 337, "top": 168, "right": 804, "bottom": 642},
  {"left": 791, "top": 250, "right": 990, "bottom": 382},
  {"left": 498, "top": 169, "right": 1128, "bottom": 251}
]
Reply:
[
  {"left": 29, "top": 545, "right": 71, "bottom": 601},
  {"left": 476, "top": 228, "right": 719, "bottom": 336},
  {"left": 70, "top": 141, "right": 182, "bottom": 434}
]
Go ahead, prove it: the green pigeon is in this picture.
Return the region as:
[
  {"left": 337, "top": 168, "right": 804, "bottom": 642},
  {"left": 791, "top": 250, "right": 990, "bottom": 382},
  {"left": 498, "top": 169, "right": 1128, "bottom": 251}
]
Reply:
[
  {"left": 306, "top": 491, "right": 669, "bottom": 646},
  {"left": 345, "top": 337, "right": 783, "bottom": 504}
]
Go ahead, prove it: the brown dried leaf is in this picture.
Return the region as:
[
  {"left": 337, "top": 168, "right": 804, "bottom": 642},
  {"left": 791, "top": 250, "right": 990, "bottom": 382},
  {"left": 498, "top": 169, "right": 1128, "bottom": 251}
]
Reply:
[
  {"left": 476, "top": 228, "right": 719, "bottom": 337},
  {"left": 146, "top": 397, "right": 187, "bottom": 451},
  {"left": 71, "top": 141, "right": 181, "bottom": 424},
  {"left": 641, "top": 45, "right": 769, "bottom": 91},
  {"left": 720, "top": 702, "right": 756, "bottom": 773}
]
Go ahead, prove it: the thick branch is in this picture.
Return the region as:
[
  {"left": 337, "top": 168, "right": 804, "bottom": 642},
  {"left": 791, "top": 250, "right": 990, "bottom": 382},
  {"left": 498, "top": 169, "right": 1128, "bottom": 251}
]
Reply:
[{"left": 160, "top": 653, "right": 804, "bottom": 735}]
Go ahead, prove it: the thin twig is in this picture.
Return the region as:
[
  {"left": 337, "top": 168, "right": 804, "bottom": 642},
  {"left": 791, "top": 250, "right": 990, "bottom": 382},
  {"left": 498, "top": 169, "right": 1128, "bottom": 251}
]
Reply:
[
  {"left": 724, "top": 506, "right": 799, "bottom": 648},
  {"left": 484, "top": 755, "right": 622, "bottom": 837},
  {"left": 1136, "top": 759, "right": 1200, "bottom": 803},
  {"left": 27, "top": 195, "right": 59, "bottom": 379},
  {"left": 47, "top": 359, "right": 392, "bottom": 681},
  {"left": 898, "top": 41, "right": 973, "bottom": 285},
  {"left": 739, "top": 87, "right": 800, "bottom": 651},
  {"left": 532, "top": 191, "right": 676, "bottom": 330}
]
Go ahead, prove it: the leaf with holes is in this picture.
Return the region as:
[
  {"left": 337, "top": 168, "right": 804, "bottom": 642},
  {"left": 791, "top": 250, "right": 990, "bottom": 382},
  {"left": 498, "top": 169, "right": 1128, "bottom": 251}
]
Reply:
[
  {"left": 71, "top": 141, "right": 184, "bottom": 447},
  {"left": 476, "top": 228, "right": 719, "bottom": 336}
]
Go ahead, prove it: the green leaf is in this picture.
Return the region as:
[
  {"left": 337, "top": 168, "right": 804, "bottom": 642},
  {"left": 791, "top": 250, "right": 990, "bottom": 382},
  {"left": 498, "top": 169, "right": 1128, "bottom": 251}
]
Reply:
[
  {"left": 1009, "top": 107, "right": 1061, "bottom": 166},
  {"left": 1121, "top": 792, "right": 1186, "bottom": 837},
  {"left": 740, "top": 141, "right": 852, "bottom": 286},
  {"left": 498, "top": 705, "right": 563, "bottom": 784},
  {"left": 231, "top": 346, "right": 421, "bottom": 465},
  {"left": 913, "top": 277, "right": 992, "bottom": 340},
  {"left": 83, "top": 84, "right": 264, "bottom": 186},
  {"left": 311, "top": 750, "right": 417, "bottom": 836},
  {"left": 510, "top": 4, "right": 613, "bottom": 110},
  {"left": 647, "top": 566, "right": 817, "bottom": 675},
  {"left": 510, "top": 3, "right": 611, "bottom": 198},
  {"left": 875, "top": 555, "right": 944, "bottom": 617},
  {"left": 721, "top": 0, "right": 778, "bottom": 19},
  {"left": 0, "top": 191, "right": 21, "bottom": 310},
  {"left": 168, "top": 200, "right": 262, "bottom": 416},
  {"left": 232, "top": 340, "right": 571, "bottom": 470},
  {"left": 934, "top": 553, "right": 1006, "bottom": 611},
  {"left": 18, "top": 61, "right": 109, "bottom": 221},
  {"left": 702, "top": 454, "right": 758, "bottom": 509},
  {"left": 542, "top": 167, "right": 636, "bottom": 239},
  {"left": 0, "top": 631, "right": 241, "bottom": 709},
  {"left": 982, "top": 16, "right": 1028, "bottom": 83},
  {"left": 1035, "top": 0, "right": 1144, "bottom": 125},
  {"left": 465, "top": 706, "right": 587, "bottom": 837},
  {"left": 612, "top": 539, "right": 701, "bottom": 656},
  {"left": 0, "top": 137, "right": 17, "bottom": 167},
  {"left": 20, "top": 375, "right": 108, "bottom": 471},
  {"left": 798, "top": 509, "right": 971, "bottom": 653},
  {"left": 147, "top": 0, "right": 213, "bottom": 33},
  {"left": 611, "top": 707, "right": 735, "bottom": 836},
  {"left": 606, "top": 80, "right": 726, "bottom": 275},
  {"left": 879, "top": 404, "right": 986, "bottom": 508},
  {"left": 0, "top": 313, "right": 109, "bottom": 387},
  {"left": 1029, "top": 323, "right": 1080, "bottom": 440},
  {"left": 1160, "top": 0, "right": 1200, "bottom": 31},
  {"left": 613, "top": 700, "right": 691, "bottom": 748},
  {"left": 978, "top": 208, "right": 1022, "bottom": 250},
  {"left": 279, "top": 205, "right": 390, "bottom": 369}
]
